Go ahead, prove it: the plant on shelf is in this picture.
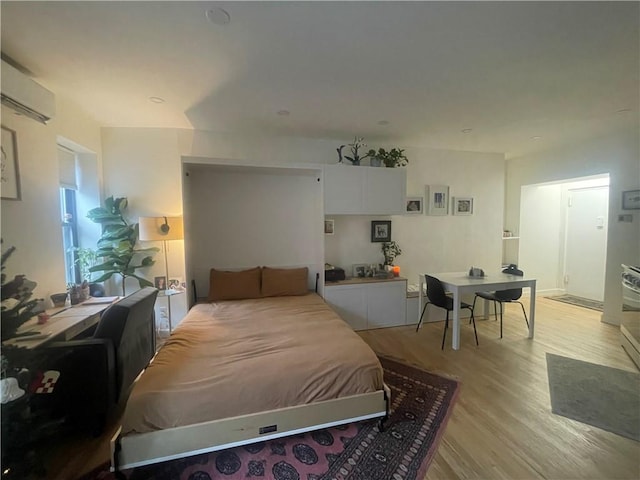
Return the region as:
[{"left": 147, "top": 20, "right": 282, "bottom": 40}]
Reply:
[
  {"left": 1, "top": 241, "right": 42, "bottom": 341},
  {"left": 367, "top": 147, "right": 409, "bottom": 168},
  {"left": 337, "top": 137, "right": 372, "bottom": 166},
  {"left": 381, "top": 241, "right": 402, "bottom": 266},
  {"left": 87, "top": 196, "right": 159, "bottom": 296}
]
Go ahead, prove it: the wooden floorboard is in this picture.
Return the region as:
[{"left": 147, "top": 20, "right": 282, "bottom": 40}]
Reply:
[{"left": 32, "top": 297, "right": 640, "bottom": 479}]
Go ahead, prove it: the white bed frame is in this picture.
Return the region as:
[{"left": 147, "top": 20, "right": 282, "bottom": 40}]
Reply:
[{"left": 111, "top": 385, "right": 389, "bottom": 472}]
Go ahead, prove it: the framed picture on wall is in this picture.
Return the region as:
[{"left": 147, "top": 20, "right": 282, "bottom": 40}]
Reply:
[
  {"left": 426, "top": 185, "right": 448, "bottom": 215},
  {"left": 453, "top": 197, "right": 474, "bottom": 215},
  {"left": 154, "top": 276, "right": 167, "bottom": 290},
  {"left": 1, "top": 126, "right": 21, "bottom": 200},
  {"left": 622, "top": 189, "right": 640, "bottom": 210},
  {"left": 371, "top": 220, "right": 391, "bottom": 242},
  {"left": 324, "top": 219, "right": 335, "bottom": 235},
  {"left": 405, "top": 196, "right": 423, "bottom": 214}
]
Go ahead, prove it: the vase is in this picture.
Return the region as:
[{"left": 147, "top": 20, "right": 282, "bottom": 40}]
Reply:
[{"left": 370, "top": 157, "right": 382, "bottom": 167}]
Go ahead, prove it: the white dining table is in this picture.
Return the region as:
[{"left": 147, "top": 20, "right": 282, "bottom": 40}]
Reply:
[{"left": 418, "top": 271, "right": 537, "bottom": 350}]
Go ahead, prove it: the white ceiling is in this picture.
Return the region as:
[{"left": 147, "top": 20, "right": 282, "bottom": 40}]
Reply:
[{"left": 1, "top": 1, "right": 638, "bottom": 159}]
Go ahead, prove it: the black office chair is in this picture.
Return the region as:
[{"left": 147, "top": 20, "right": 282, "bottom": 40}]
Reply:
[
  {"left": 416, "top": 274, "right": 478, "bottom": 349},
  {"left": 472, "top": 265, "right": 529, "bottom": 338}
]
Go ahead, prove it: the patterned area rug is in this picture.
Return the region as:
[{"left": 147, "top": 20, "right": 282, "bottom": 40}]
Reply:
[
  {"left": 546, "top": 294, "right": 603, "bottom": 311},
  {"left": 79, "top": 356, "right": 459, "bottom": 480}
]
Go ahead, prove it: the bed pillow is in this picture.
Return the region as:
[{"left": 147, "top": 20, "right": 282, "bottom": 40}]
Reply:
[
  {"left": 261, "top": 266, "right": 309, "bottom": 297},
  {"left": 208, "top": 267, "right": 262, "bottom": 301}
]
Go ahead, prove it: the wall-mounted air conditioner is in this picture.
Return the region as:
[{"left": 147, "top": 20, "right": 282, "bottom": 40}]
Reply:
[{"left": 1, "top": 59, "right": 55, "bottom": 124}]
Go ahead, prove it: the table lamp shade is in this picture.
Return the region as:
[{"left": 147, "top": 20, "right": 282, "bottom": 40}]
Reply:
[{"left": 138, "top": 216, "right": 184, "bottom": 242}]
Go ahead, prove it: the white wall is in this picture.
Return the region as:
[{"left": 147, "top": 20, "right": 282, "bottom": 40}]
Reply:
[
  {"left": 182, "top": 163, "right": 324, "bottom": 299},
  {"left": 505, "top": 127, "right": 640, "bottom": 325},
  {"left": 325, "top": 148, "right": 506, "bottom": 288},
  {"left": 1, "top": 96, "right": 102, "bottom": 305}
]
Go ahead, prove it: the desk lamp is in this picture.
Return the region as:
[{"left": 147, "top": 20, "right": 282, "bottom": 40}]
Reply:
[{"left": 138, "top": 216, "right": 183, "bottom": 332}]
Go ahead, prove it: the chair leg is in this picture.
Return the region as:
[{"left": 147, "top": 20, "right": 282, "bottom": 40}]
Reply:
[
  {"left": 470, "top": 295, "right": 478, "bottom": 324},
  {"left": 493, "top": 300, "right": 499, "bottom": 322},
  {"left": 499, "top": 302, "right": 503, "bottom": 338},
  {"left": 441, "top": 311, "right": 449, "bottom": 350},
  {"left": 469, "top": 309, "right": 479, "bottom": 346},
  {"left": 416, "top": 301, "right": 430, "bottom": 332},
  {"left": 517, "top": 301, "right": 529, "bottom": 328}
]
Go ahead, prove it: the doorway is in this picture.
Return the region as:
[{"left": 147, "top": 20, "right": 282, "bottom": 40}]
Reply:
[
  {"left": 564, "top": 186, "right": 609, "bottom": 301},
  {"left": 518, "top": 174, "right": 610, "bottom": 300}
]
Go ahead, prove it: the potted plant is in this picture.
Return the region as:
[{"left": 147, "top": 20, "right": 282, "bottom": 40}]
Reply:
[
  {"left": 87, "top": 196, "right": 159, "bottom": 296},
  {"left": 1, "top": 242, "right": 42, "bottom": 341},
  {"left": 381, "top": 241, "right": 402, "bottom": 267},
  {"left": 367, "top": 148, "right": 409, "bottom": 168},
  {"left": 72, "top": 247, "right": 105, "bottom": 297},
  {"left": 337, "top": 137, "right": 372, "bottom": 166}
]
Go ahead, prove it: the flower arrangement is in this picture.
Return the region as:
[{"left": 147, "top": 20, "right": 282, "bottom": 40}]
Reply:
[
  {"left": 381, "top": 241, "right": 402, "bottom": 266},
  {"left": 337, "top": 137, "right": 372, "bottom": 165}
]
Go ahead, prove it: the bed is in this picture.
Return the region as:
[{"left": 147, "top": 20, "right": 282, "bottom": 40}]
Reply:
[{"left": 110, "top": 266, "right": 389, "bottom": 472}]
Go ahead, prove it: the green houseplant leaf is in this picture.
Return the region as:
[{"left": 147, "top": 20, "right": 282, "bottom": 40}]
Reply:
[{"left": 87, "top": 196, "right": 159, "bottom": 296}]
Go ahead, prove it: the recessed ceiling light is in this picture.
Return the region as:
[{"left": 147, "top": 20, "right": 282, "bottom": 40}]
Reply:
[
  {"left": 461, "top": 128, "right": 472, "bottom": 134},
  {"left": 378, "top": 120, "right": 390, "bottom": 126},
  {"left": 277, "top": 109, "right": 290, "bottom": 116},
  {"left": 149, "top": 96, "right": 165, "bottom": 104},
  {"left": 531, "top": 135, "right": 542, "bottom": 140},
  {"left": 616, "top": 108, "right": 632, "bottom": 114},
  {"left": 206, "top": 7, "right": 231, "bottom": 25}
]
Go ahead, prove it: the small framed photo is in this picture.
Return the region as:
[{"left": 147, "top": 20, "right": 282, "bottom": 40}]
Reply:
[
  {"left": 427, "top": 185, "right": 449, "bottom": 215},
  {"left": 352, "top": 263, "right": 368, "bottom": 278},
  {"left": 453, "top": 197, "right": 474, "bottom": 215},
  {"left": 405, "top": 196, "right": 423, "bottom": 214},
  {"left": 324, "top": 219, "right": 335, "bottom": 235},
  {"left": 168, "top": 277, "right": 185, "bottom": 291},
  {"left": 154, "top": 276, "right": 167, "bottom": 290},
  {"left": 371, "top": 220, "right": 391, "bottom": 242},
  {"left": 622, "top": 189, "right": 640, "bottom": 210},
  {"left": 1, "top": 126, "right": 21, "bottom": 200}
]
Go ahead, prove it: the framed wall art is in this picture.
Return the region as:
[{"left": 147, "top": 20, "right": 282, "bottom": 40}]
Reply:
[
  {"left": 622, "top": 189, "right": 640, "bottom": 210},
  {"left": 453, "top": 197, "right": 474, "bottom": 215},
  {"left": 426, "top": 185, "right": 448, "bottom": 215},
  {"left": 324, "top": 219, "right": 335, "bottom": 235},
  {"left": 1, "top": 126, "right": 21, "bottom": 200},
  {"left": 371, "top": 220, "right": 391, "bottom": 242},
  {"left": 405, "top": 196, "right": 423, "bottom": 214}
]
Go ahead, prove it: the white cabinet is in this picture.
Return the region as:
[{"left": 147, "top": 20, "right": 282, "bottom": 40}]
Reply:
[
  {"left": 324, "top": 279, "right": 407, "bottom": 330},
  {"left": 324, "top": 165, "right": 406, "bottom": 215},
  {"left": 323, "top": 283, "right": 367, "bottom": 330}
]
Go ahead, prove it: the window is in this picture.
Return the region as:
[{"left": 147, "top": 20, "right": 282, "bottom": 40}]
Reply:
[{"left": 58, "top": 146, "right": 79, "bottom": 285}]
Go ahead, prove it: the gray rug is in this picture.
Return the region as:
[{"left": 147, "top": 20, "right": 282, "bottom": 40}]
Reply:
[
  {"left": 546, "top": 294, "right": 603, "bottom": 311},
  {"left": 546, "top": 353, "right": 640, "bottom": 441}
]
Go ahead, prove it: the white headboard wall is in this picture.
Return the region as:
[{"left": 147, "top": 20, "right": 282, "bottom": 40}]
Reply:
[{"left": 182, "top": 161, "right": 324, "bottom": 302}]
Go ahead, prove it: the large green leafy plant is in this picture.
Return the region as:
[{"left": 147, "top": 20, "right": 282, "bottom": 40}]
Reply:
[
  {"left": 1, "top": 242, "right": 42, "bottom": 341},
  {"left": 87, "top": 196, "right": 158, "bottom": 296}
]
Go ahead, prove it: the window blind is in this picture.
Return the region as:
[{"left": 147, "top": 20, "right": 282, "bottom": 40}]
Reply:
[{"left": 58, "top": 146, "right": 77, "bottom": 190}]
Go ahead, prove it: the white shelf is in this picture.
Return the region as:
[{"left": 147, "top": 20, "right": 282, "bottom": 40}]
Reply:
[{"left": 502, "top": 236, "right": 520, "bottom": 240}]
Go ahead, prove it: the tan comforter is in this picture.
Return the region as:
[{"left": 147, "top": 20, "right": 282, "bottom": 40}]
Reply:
[{"left": 121, "top": 293, "right": 384, "bottom": 435}]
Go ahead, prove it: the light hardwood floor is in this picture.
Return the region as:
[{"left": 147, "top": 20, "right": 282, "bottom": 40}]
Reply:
[{"left": 39, "top": 297, "right": 640, "bottom": 479}]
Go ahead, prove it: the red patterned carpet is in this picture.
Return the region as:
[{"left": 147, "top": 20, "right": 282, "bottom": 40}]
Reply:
[{"left": 81, "top": 356, "right": 459, "bottom": 480}]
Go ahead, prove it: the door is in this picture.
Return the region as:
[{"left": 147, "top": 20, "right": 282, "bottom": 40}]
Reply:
[{"left": 564, "top": 186, "right": 609, "bottom": 301}]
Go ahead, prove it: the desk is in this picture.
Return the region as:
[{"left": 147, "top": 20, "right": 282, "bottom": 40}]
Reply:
[
  {"left": 3, "top": 298, "right": 119, "bottom": 349},
  {"left": 418, "top": 272, "right": 537, "bottom": 350}
]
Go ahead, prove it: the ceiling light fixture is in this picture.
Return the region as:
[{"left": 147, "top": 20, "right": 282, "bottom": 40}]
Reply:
[
  {"left": 616, "top": 108, "right": 631, "bottom": 114},
  {"left": 531, "top": 136, "right": 542, "bottom": 140},
  {"left": 378, "top": 120, "right": 390, "bottom": 126},
  {"left": 206, "top": 7, "right": 231, "bottom": 25},
  {"left": 461, "top": 128, "right": 472, "bottom": 134},
  {"left": 277, "top": 109, "right": 290, "bottom": 116},
  {"left": 149, "top": 96, "right": 165, "bottom": 104}
]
